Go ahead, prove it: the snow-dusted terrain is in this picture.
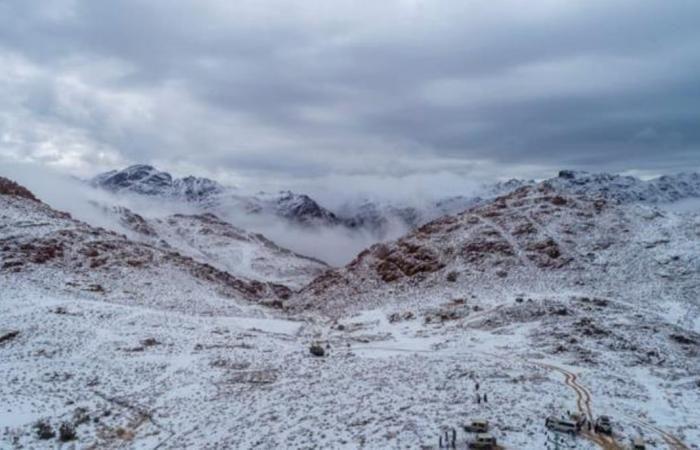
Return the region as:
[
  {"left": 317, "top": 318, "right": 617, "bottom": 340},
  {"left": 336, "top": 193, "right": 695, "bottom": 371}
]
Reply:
[
  {"left": 2, "top": 174, "right": 700, "bottom": 449},
  {"left": 91, "top": 165, "right": 344, "bottom": 228},
  {"left": 90, "top": 165, "right": 700, "bottom": 239},
  {"left": 102, "top": 206, "right": 328, "bottom": 290}
]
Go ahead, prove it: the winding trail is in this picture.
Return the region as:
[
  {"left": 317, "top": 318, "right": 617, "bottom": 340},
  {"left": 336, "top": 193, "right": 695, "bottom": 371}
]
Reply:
[
  {"left": 627, "top": 417, "right": 689, "bottom": 450},
  {"left": 545, "top": 363, "right": 690, "bottom": 450},
  {"left": 537, "top": 363, "right": 593, "bottom": 422},
  {"left": 533, "top": 362, "right": 624, "bottom": 450}
]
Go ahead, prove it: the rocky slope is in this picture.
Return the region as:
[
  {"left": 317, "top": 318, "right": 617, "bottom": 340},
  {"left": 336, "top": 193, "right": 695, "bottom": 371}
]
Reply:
[
  {"left": 336, "top": 170, "right": 700, "bottom": 235},
  {"left": 295, "top": 181, "right": 700, "bottom": 319},
  {"left": 0, "top": 177, "right": 291, "bottom": 313},
  {"left": 282, "top": 177, "right": 700, "bottom": 448},
  {"left": 103, "top": 206, "right": 329, "bottom": 289},
  {"left": 533, "top": 170, "right": 700, "bottom": 204}
]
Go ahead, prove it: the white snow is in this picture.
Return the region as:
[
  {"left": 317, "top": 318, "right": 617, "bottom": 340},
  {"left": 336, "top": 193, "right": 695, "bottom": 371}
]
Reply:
[{"left": 2, "top": 173, "right": 700, "bottom": 449}]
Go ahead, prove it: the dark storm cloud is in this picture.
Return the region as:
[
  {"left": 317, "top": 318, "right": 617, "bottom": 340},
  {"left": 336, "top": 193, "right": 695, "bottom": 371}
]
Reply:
[{"left": 0, "top": 0, "right": 699, "bottom": 187}]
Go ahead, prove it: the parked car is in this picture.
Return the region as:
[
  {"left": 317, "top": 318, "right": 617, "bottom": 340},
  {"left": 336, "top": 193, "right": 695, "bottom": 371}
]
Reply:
[
  {"left": 467, "top": 433, "right": 497, "bottom": 449},
  {"left": 594, "top": 415, "right": 612, "bottom": 435},
  {"left": 464, "top": 419, "right": 489, "bottom": 433},
  {"left": 545, "top": 416, "right": 579, "bottom": 435}
]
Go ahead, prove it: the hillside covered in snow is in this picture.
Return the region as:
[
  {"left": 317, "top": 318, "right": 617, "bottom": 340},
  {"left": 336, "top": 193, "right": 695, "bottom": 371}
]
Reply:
[
  {"left": 1, "top": 174, "right": 699, "bottom": 449},
  {"left": 102, "top": 205, "right": 329, "bottom": 290}
]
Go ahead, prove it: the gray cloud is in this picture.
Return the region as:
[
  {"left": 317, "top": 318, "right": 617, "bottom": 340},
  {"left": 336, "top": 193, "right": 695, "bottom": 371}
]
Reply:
[{"left": 1, "top": 0, "right": 699, "bottom": 193}]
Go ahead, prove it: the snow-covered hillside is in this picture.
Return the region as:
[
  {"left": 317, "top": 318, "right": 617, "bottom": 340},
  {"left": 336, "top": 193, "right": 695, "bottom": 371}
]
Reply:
[
  {"left": 0, "top": 178, "right": 291, "bottom": 312},
  {"left": 297, "top": 182, "right": 700, "bottom": 315},
  {"left": 2, "top": 175, "right": 699, "bottom": 449},
  {"left": 287, "top": 180, "right": 700, "bottom": 447},
  {"left": 105, "top": 206, "right": 329, "bottom": 289},
  {"left": 549, "top": 171, "right": 700, "bottom": 204}
]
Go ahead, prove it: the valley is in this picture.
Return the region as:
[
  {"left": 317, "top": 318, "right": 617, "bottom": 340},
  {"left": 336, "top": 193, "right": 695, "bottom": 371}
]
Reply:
[{"left": 1, "top": 171, "right": 699, "bottom": 449}]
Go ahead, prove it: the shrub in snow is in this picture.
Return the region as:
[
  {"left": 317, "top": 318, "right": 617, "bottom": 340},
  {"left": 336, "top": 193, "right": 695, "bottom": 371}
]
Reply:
[
  {"left": 58, "top": 422, "right": 77, "bottom": 442},
  {"left": 33, "top": 420, "right": 55, "bottom": 440},
  {"left": 309, "top": 344, "right": 325, "bottom": 357}
]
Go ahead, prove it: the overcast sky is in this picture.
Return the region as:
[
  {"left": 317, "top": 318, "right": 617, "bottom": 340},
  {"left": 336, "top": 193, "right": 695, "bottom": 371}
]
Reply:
[{"left": 1, "top": 0, "right": 699, "bottom": 195}]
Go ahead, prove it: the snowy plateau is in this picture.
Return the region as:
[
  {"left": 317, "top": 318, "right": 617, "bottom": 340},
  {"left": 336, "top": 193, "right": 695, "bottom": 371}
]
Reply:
[{"left": 1, "top": 170, "right": 700, "bottom": 450}]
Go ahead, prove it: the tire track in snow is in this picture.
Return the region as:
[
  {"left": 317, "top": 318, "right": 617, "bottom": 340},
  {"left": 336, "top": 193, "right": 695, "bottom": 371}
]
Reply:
[
  {"left": 627, "top": 417, "right": 689, "bottom": 450},
  {"left": 537, "top": 363, "right": 593, "bottom": 422},
  {"left": 344, "top": 317, "right": 692, "bottom": 450},
  {"left": 534, "top": 363, "right": 626, "bottom": 450}
]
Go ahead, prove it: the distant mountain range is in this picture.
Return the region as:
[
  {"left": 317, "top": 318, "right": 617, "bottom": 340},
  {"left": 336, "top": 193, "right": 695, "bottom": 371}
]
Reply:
[
  {"left": 91, "top": 164, "right": 344, "bottom": 227},
  {"left": 90, "top": 165, "right": 700, "bottom": 237}
]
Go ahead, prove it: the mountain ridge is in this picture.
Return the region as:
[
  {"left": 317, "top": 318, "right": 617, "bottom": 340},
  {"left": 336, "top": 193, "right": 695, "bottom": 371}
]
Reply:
[
  {"left": 0, "top": 176, "right": 292, "bottom": 312},
  {"left": 293, "top": 180, "right": 700, "bottom": 316},
  {"left": 90, "top": 165, "right": 700, "bottom": 238}
]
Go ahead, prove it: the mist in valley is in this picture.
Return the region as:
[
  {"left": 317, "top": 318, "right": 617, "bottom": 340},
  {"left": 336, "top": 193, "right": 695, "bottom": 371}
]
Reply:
[{"left": 1, "top": 161, "right": 422, "bottom": 266}]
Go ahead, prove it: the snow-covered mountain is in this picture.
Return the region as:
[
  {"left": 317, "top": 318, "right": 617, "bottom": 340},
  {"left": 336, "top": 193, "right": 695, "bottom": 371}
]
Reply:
[
  {"left": 295, "top": 181, "right": 700, "bottom": 315},
  {"left": 3, "top": 173, "right": 700, "bottom": 449},
  {"left": 286, "top": 177, "right": 700, "bottom": 447},
  {"left": 547, "top": 170, "right": 700, "bottom": 204},
  {"left": 243, "top": 190, "right": 342, "bottom": 226},
  {"left": 91, "top": 165, "right": 700, "bottom": 241},
  {"left": 91, "top": 164, "right": 225, "bottom": 200},
  {"left": 0, "top": 177, "right": 292, "bottom": 311},
  {"left": 90, "top": 165, "right": 486, "bottom": 233},
  {"left": 100, "top": 205, "right": 328, "bottom": 289},
  {"left": 327, "top": 171, "right": 700, "bottom": 239},
  {"left": 337, "top": 197, "right": 470, "bottom": 234},
  {"left": 342, "top": 170, "right": 700, "bottom": 232},
  {"left": 91, "top": 165, "right": 343, "bottom": 228}
]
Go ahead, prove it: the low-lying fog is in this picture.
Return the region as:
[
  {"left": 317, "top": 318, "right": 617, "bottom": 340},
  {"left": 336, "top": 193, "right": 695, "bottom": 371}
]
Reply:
[{"left": 7, "top": 162, "right": 699, "bottom": 267}]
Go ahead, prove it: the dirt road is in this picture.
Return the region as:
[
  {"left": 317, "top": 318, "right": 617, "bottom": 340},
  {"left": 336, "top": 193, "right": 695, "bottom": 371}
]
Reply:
[
  {"left": 535, "top": 363, "right": 624, "bottom": 450},
  {"left": 629, "top": 417, "right": 690, "bottom": 450},
  {"left": 347, "top": 327, "right": 691, "bottom": 450}
]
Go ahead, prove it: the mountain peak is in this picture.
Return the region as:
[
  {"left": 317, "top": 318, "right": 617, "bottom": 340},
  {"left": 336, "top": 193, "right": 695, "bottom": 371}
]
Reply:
[{"left": 91, "top": 165, "right": 222, "bottom": 200}]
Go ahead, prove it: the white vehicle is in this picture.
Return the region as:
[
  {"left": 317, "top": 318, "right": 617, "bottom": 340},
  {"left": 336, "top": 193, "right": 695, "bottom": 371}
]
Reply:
[
  {"left": 467, "top": 433, "right": 497, "bottom": 449},
  {"left": 464, "top": 419, "right": 489, "bottom": 433},
  {"left": 545, "top": 416, "right": 579, "bottom": 435},
  {"left": 631, "top": 436, "right": 646, "bottom": 450}
]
